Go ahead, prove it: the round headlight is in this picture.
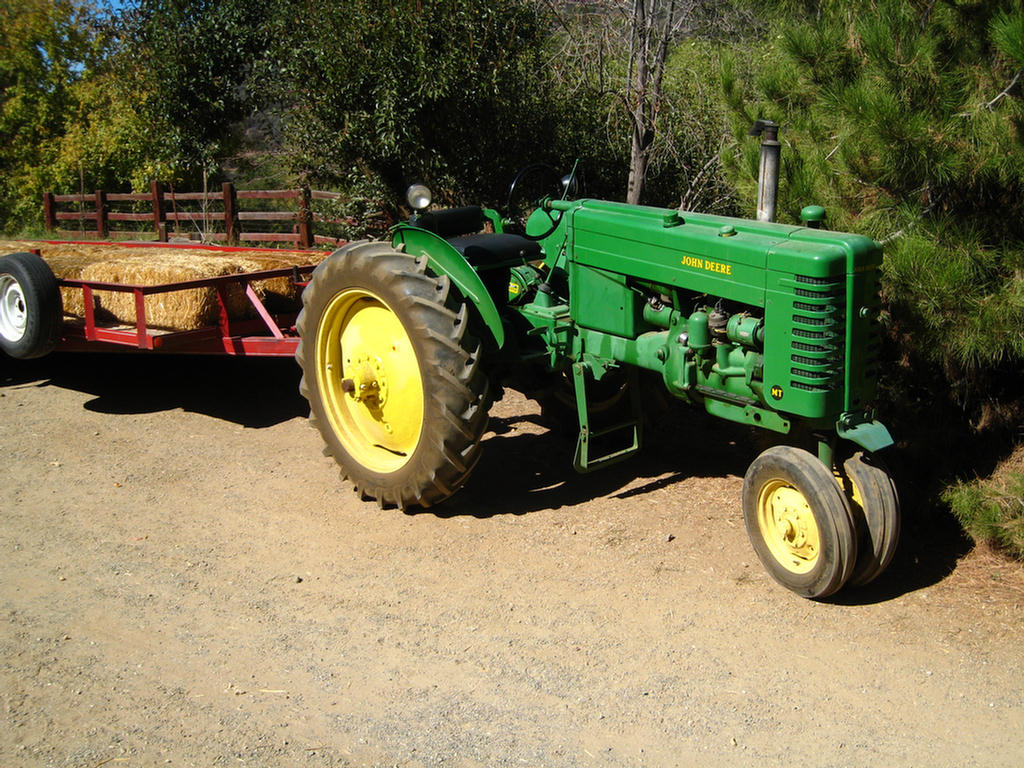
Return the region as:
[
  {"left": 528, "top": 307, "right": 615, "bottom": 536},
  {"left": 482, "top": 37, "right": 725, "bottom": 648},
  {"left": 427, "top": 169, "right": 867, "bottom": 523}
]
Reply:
[{"left": 406, "top": 184, "right": 432, "bottom": 212}]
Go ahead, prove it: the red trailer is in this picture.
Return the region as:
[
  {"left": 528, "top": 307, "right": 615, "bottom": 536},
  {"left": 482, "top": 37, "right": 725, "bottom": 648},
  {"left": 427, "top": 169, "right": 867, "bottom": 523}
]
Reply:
[{"left": 0, "top": 242, "right": 322, "bottom": 361}]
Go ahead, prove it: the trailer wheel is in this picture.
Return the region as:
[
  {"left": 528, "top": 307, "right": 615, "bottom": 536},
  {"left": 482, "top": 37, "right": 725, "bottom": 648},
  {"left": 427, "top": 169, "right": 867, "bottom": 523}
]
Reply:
[
  {"left": 296, "top": 242, "right": 491, "bottom": 509},
  {"left": 839, "top": 452, "right": 900, "bottom": 587},
  {"left": 0, "top": 252, "right": 62, "bottom": 359},
  {"left": 743, "top": 446, "right": 857, "bottom": 599}
]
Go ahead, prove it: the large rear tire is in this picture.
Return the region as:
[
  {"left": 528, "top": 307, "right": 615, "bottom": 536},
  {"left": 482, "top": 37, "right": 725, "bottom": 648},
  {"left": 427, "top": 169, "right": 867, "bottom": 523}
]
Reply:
[
  {"left": 743, "top": 446, "right": 858, "bottom": 599},
  {"left": 296, "top": 242, "right": 491, "bottom": 508},
  {"left": 0, "top": 251, "right": 62, "bottom": 359}
]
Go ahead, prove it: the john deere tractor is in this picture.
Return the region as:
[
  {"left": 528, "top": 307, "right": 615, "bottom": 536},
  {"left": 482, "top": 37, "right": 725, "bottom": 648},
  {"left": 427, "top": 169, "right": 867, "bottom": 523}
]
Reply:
[{"left": 295, "top": 162, "right": 900, "bottom": 600}]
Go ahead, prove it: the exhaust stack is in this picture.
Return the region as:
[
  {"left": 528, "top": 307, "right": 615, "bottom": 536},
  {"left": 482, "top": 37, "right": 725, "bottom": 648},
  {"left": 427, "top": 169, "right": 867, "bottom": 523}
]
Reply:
[{"left": 749, "top": 119, "right": 780, "bottom": 222}]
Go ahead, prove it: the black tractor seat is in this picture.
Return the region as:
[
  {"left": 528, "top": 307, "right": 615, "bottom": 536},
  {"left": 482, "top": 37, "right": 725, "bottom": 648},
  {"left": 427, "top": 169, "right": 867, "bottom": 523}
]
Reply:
[
  {"left": 411, "top": 205, "right": 541, "bottom": 266},
  {"left": 449, "top": 233, "right": 541, "bottom": 267}
]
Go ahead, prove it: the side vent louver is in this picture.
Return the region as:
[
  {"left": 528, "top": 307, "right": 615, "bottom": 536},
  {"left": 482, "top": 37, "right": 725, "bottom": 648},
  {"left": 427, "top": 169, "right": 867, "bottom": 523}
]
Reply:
[{"left": 790, "top": 275, "right": 844, "bottom": 393}]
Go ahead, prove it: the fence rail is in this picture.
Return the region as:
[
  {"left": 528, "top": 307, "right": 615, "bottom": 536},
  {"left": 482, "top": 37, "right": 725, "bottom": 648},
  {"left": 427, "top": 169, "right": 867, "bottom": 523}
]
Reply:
[{"left": 43, "top": 182, "right": 358, "bottom": 248}]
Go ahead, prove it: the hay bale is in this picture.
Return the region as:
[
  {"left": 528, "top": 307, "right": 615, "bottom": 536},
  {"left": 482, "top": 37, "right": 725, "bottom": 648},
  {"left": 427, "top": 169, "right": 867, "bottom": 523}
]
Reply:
[
  {"left": 229, "top": 250, "right": 328, "bottom": 309},
  {"left": 0, "top": 240, "right": 107, "bottom": 317},
  {"left": 79, "top": 253, "right": 257, "bottom": 330},
  {"left": 0, "top": 239, "right": 328, "bottom": 329}
]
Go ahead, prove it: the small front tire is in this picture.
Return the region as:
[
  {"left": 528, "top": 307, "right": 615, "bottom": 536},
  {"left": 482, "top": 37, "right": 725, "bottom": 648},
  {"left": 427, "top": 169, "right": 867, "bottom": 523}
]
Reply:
[
  {"left": 743, "top": 446, "right": 858, "bottom": 599},
  {"left": 839, "top": 451, "right": 900, "bottom": 587}
]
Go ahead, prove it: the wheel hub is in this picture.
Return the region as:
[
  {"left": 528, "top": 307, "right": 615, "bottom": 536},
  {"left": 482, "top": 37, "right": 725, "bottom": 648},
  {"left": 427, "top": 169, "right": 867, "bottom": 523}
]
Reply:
[
  {"left": 0, "top": 275, "right": 28, "bottom": 342},
  {"left": 314, "top": 288, "right": 424, "bottom": 473},
  {"left": 757, "top": 482, "right": 820, "bottom": 574},
  {"left": 342, "top": 355, "right": 389, "bottom": 406}
]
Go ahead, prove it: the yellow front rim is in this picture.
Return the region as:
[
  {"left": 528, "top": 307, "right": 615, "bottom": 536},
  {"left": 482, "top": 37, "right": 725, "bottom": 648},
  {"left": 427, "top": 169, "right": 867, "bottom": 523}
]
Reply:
[
  {"left": 838, "top": 470, "right": 865, "bottom": 517},
  {"left": 315, "top": 288, "right": 424, "bottom": 474},
  {"left": 757, "top": 480, "right": 821, "bottom": 574}
]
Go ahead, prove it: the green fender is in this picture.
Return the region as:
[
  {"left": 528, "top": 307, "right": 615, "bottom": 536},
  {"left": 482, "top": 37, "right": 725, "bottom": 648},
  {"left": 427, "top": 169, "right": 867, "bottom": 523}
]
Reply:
[
  {"left": 837, "top": 418, "right": 894, "bottom": 453},
  {"left": 392, "top": 226, "right": 505, "bottom": 349}
]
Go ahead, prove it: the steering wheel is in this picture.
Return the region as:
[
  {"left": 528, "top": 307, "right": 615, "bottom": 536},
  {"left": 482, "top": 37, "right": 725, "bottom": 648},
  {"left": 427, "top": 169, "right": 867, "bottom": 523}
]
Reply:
[{"left": 505, "top": 163, "right": 566, "bottom": 241}]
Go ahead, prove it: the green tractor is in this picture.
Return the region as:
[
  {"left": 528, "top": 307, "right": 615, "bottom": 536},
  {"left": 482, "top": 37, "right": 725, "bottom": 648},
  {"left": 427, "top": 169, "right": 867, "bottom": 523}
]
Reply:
[{"left": 295, "top": 162, "right": 899, "bottom": 600}]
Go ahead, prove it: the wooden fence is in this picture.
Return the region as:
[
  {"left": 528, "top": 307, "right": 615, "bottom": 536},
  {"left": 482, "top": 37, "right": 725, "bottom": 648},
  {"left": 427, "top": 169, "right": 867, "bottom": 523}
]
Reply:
[{"left": 43, "top": 182, "right": 361, "bottom": 248}]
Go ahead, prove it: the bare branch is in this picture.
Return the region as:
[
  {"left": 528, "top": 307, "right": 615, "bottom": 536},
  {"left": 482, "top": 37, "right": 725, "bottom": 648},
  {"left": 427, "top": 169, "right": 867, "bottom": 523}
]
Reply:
[{"left": 986, "top": 70, "right": 1022, "bottom": 111}]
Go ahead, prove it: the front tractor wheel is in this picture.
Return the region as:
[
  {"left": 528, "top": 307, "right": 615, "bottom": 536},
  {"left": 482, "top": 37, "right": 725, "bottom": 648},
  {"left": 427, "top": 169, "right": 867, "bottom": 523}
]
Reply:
[
  {"left": 743, "top": 446, "right": 858, "bottom": 599},
  {"left": 839, "top": 451, "right": 900, "bottom": 587},
  {"left": 296, "top": 242, "right": 491, "bottom": 508}
]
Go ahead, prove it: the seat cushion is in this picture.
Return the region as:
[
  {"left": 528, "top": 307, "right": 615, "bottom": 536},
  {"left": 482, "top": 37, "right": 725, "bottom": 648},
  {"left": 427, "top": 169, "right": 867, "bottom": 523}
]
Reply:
[{"left": 448, "top": 233, "right": 541, "bottom": 267}]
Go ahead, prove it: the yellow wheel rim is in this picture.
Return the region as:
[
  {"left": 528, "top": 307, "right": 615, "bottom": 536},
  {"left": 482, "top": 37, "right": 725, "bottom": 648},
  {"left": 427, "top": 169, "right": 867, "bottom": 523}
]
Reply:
[
  {"left": 838, "top": 470, "right": 864, "bottom": 517},
  {"left": 314, "top": 288, "right": 424, "bottom": 473},
  {"left": 756, "top": 480, "right": 821, "bottom": 574}
]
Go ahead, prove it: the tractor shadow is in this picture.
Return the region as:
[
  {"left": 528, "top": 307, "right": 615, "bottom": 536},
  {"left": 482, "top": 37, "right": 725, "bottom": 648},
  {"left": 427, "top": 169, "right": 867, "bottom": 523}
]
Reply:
[
  {"left": 3, "top": 352, "right": 978, "bottom": 603},
  {"left": 444, "top": 398, "right": 975, "bottom": 606},
  {"left": 446, "top": 404, "right": 755, "bottom": 517},
  {"left": 0, "top": 351, "right": 307, "bottom": 428}
]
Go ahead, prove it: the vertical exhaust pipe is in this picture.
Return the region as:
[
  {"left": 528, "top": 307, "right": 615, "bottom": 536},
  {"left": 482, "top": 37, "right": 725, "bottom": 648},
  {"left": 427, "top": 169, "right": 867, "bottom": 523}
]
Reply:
[{"left": 749, "top": 119, "right": 780, "bottom": 222}]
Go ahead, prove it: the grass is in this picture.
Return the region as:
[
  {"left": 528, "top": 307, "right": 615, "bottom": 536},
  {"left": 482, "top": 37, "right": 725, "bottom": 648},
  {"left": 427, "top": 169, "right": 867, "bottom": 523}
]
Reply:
[{"left": 944, "top": 457, "right": 1024, "bottom": 561}]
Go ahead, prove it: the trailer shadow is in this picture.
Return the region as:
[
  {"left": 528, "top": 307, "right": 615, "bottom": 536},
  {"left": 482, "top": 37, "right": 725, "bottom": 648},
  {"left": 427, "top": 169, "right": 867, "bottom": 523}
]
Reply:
[{"left": 1, "top": 352, "right": 308, "bottom": 428}]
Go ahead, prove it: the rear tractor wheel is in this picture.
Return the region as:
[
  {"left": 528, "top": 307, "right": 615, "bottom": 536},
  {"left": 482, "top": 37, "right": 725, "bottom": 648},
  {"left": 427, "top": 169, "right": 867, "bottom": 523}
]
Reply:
[
  {"left": 296, "top": 242, "right": 492, "bottom": 508},
  {"left": 743, "top": 446, "right": 858, "bottom": 599}
]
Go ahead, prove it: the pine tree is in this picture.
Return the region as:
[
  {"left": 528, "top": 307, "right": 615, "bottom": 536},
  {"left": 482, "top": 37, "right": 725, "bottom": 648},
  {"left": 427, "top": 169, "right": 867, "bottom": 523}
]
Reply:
[{"left": 723, "top": 0, "right": 1024, "bottom": 423}]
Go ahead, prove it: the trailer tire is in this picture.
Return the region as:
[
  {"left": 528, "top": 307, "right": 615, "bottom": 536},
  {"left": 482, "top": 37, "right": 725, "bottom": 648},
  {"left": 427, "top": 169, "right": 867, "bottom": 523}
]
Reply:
[
  {"left": 743, "top": 446, "right": 857, "bottom": 599},
  {"left": 0, "top": 251, "right": 62, "bottom": 359},
  {"left": 839, "top": 451, "right": 900, "bottom": 587},
  {"left": 296, "top": 241, "right": 491, "bottom": 509}
]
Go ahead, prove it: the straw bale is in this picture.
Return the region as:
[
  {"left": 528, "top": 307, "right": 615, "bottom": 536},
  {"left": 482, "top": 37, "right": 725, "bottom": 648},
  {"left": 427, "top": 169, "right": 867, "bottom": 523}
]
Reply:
[
  {"left": 0, "top": 240, "right": 328, "bottom": 329},
  {"left": 229, "top": 250, "right": 328, "bottom": 309},
  {"left": 0, "top": 240, "right": 108, "bottom": 316},
  {"left": 79, "top": 253, "right": 257, "bottom": 330}
]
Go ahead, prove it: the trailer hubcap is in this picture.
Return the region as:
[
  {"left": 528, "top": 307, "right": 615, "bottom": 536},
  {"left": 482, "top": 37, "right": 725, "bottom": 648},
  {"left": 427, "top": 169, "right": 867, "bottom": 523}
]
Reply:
[
  {"left": 315, "top": 288, "right": 423, "bottom": 473},
  {"left": 0, "top": 275, "right": 28, "bottom": 342},
  {"left": 756, "top": 480, "right": 820, "bottom": 574}
]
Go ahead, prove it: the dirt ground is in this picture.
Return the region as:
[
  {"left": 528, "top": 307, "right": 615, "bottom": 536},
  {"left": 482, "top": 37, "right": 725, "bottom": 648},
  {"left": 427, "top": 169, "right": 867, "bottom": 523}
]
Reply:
[{"left": 2, "top": 352, "right": 1022, "bottom": 768}]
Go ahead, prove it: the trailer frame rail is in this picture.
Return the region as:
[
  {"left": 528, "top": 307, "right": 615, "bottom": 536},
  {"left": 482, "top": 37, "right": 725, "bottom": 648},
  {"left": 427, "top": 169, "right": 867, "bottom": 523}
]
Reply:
[{"left": 56, "top": 265, "right": 314, "bottom": 357}]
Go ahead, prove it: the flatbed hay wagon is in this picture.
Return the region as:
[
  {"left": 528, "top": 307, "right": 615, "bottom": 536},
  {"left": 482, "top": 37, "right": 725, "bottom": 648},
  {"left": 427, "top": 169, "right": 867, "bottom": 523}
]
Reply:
[
  {"left": 0, "top": 240, "right": 322, "bottom": 358},
  {"left": 2, "top": 160, "right": 900, "bottom": 600}
]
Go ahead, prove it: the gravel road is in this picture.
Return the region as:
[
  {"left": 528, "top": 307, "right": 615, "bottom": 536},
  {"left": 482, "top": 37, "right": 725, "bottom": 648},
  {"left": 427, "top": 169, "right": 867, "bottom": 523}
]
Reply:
[{"left": 2, "top": 352, "right": 1022, "bottom": 767}]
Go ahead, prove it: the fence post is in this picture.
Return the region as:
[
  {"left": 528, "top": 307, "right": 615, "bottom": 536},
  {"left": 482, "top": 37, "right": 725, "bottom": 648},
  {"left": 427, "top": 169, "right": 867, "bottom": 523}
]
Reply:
[
  {"left": 43, "top": 192, "right": 56, "bottom": 232},
  {"left": 95, "top": 189, "right": 108, "bottom": 239},
  {"left": 151, "top": 181, "right": 165, "bottom": 240},
  {"left": 298, "top": 187, "right": 313, "bottom": 249},
  {"left": 223, "top": 182, "right": 239, "bottom": 245}
]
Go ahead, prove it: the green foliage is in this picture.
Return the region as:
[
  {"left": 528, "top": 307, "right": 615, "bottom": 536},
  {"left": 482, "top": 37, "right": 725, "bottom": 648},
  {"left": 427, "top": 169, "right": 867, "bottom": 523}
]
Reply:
[
  {"left": 544, "top": 1, "right": 747, "bottom": 211},
  {"left": 312, "top": 171, "right": 393, "bottom": 242},
  {"left": 0, "top": 0, "right": 108, "bottom": 227},
  {"left": 260, "top": 0, "right": 568, "bottom": 209},
  {"left": 721, "top": 0, "right": 1024, "bottom": 404},
  {"left": 944, "top": 469, "right": 1024, "bottom": 559},
  {"left": 51, "top": 69, "right": 178, "bottom": 192},
  {"left": 114, "top": 0, "right": 274, "bottom": 176},
  {"left": 638, "top": 42, "right": 740, "bottom": 213}
]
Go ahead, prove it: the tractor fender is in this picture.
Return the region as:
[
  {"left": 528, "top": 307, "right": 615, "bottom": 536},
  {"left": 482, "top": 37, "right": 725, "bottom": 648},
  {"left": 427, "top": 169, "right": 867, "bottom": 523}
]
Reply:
[
  {"left": 837, "top": 418, "right": 894, "bottom": 453},
  {"left": 392, "top": 226, "right": 505, "bottom": 349}
]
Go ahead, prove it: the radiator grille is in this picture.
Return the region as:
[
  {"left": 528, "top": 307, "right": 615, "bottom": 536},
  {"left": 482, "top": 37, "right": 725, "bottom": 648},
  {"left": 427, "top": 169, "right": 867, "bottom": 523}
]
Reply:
[{"left": 790, "top": 275, "right": 844, "bottom": 393}]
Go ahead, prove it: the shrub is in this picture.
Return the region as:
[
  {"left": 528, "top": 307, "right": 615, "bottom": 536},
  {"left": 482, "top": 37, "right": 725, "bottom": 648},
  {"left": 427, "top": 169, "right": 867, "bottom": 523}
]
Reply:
[{"left": 944, "top": 465, "right": 1024, "bottom": 560}]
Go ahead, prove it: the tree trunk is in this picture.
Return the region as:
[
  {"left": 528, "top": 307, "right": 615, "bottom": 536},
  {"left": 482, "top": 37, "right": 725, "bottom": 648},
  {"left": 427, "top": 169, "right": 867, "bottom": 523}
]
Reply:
[
  {"left": 627, "top": 112, "right": 650, "bottom": 206},
  {"left": 624, "top": 0, "right": 678, "bottom": 205}
]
